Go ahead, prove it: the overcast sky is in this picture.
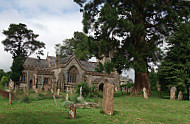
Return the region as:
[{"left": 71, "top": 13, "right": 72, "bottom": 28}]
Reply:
[
  {"left": 0, "top": 0, "right": 134, "bottom": 81},
  {"left": 0, "top": 0, "right": 83, "bottom": 71}
]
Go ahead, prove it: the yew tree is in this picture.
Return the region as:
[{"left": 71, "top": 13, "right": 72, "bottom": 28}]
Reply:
[
  {"left": 74, "top": 0, "right": 190, "bottom": 94},
  {"left": 2, "top": 23, "right": 45, "bottom": 84},
  {"left": 159, "top": 22, "right": 190, "bottom": 99}
]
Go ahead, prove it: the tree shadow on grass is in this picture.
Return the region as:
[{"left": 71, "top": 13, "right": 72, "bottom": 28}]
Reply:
[
  {"left": 100, "top": 109, "right": 119, "bottom": 116},
  {"left": 0, "top": 111, "right": 85, "bottom": 124}
]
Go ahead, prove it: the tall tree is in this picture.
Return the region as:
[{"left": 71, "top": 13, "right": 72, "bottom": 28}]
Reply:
[
  {"left": 74, "top": 0, "right": 190, "bottom": 94},
  {"left": 0, "top": 69, "right": 4, "bottom": 80},
  {"left": 2, "top": 23, "right": 45, "bottom": 84},
  {"left": 55, "top": 31, "right": 93, "bottom": 60},
  {"left": 159, "top": 22, "right": 190, "bottom": 99}
]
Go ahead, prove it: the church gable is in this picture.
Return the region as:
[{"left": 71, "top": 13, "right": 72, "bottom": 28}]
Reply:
[{"left": 64, "top": 54, "right": 85, "bottom": 72}]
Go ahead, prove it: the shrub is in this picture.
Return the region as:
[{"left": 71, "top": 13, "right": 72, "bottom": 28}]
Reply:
[
  {"left": 18, "top": 95, "right": 30, "bottom": 103},
  {"left": 76, "top": 82, "right": 89, "bottom": 97},
  {"left": 37, "top": 93, "right": 45, "bottom": 100},
  {"left": 69, "top": 94, "right": 81, "bottom": 103},
  {"left": 88, "top": 85, "right": 99, "bottom": 98},
  {"left": 0, "top": 76, "right": 9, "bottom": 89},
  {"left": 120, "top": 82, "right": 134, "bottom": 89}
]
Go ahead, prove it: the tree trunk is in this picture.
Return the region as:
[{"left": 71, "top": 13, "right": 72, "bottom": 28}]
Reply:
[{"left": 131, "top": 72, "right": 151, "bottom": 95}]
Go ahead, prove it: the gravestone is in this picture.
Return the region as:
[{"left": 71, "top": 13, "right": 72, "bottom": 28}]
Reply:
[
  {"left": 57, "top": 89, "right": 60, "bottom": 96},
  {"left": 143, "top": 87, "right": 148, "bottom": 99},
  {"left": 170, "top": 86, "right": 177, "bottom": 100},
  {"left": 115, "top": 87, "right": 118, "bottom": 92},
  {"left": 77, "top": 86, "right": 84, "bottom": 101},
  {"left": 102, "top": 83, "right": 114, "bottom": 115},
  {"left": 66, "top": 93, "right": 69, "bottom": 101},
  {"left": 9, "top": 80, "right": 14, "bottom": 105},
  {"left": 69, "top": 103, "right": 76, "bottom": 119},
  {"left": 178, "top": 91, "right": 183, "bottom": 100}
]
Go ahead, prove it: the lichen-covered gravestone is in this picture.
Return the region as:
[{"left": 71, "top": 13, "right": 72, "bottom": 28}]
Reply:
[
  {"left": 170, "top": 86, "right": 177, "bottom": 100},
  {"left": 102, "top": 83, "right": 114, "bottom": 115},
  {"left": 57, "top": 89, "right": 60, "bottom": 96},
  {"left": 143, "top": 87, "right": 148, "bottom": 99},
  {"left": 69, "top": 103, "right": 76, "bottom": 119},
  {"left": 9, "top": 80, "right": 14, "bottom": 105},
  {"left": 77, "top": 86, "right": 84, "bottom": 101},
  {"left": 178, "top": 91, "right": 183, "bottom": 100}
]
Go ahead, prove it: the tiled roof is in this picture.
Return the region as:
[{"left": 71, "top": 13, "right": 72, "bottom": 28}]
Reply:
[
  {"left": 80, "top": 60, "right": 98, "bottom": 72},
  {"left": 24, "top": 58, "right": 49, "bottom": 68},
  {"left": 24, "top": 55, "right": 98, "bottom": 72},
  {"left": 58, "top": 56, "right": 70, "bottom": 64}
]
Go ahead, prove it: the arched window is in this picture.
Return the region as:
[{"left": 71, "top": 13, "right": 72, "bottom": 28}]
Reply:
[{"left": 67, "top": 66, "right": 78, "bottom": 83}]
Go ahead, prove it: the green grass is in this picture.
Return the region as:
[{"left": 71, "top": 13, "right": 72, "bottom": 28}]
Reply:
[{"left": 0, "top": 92, "right": 189, "bottom": 124}]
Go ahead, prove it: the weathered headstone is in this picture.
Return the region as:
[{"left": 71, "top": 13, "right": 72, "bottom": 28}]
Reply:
[
  {"left": 115, "top": 87, "right": 118, "bottom": 92},
  {"left": 57, "top": 89, "right": 60, "bottom": 96},
  {"left": 77, "top": 86, "right": 84, "bottom": 101},
  {"left": 178, "top": 91, "right": 183, "bottom": 100},
  {"left": 66, "top": 93, "right": 69, "bottom": 101},
  {"left": 143, "top": 87, "right": 148, "bottom": 99},
  {"left": 170, "top": 86, "right": 177, "bottom": 100},
  {"left": 9, "top": 80, "right": 14, "bottom": 105},
  {"left": 102, "top": 83, "right": 114, "bottom": 115},
  {"left": 69, "top": 103, "right": 76, "bottom": 119}
]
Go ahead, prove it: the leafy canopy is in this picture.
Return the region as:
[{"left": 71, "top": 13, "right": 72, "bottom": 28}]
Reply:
[
  {"left": 159, "top": 22, "right": 190, "bottom": 91},
  {"left": 55, "top": 32, "right": 92, "bottom": 60},
  {"left": 74, "top": 0, "right": 190, "bottom": 74},
  {"left": 2, "top": 23, "right": 45, "bottom": 59},
  {"left": 2, "top": 23, "right": 45, "bottom": 83}
]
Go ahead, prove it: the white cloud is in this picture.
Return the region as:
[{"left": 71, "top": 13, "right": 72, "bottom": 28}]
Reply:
[{"left": 0, "top": 0, "right": 83, "bottom": 72}]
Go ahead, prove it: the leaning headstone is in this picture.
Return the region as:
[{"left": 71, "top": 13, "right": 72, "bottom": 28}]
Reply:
[
  {"left": 69, "top": 103, "right": 76, "bottom": 119},
  {"left": 102, "top": 83, "right": 114, "bottom": 115},
  {"left": 178, "top": 91, "right": 183, "bottom": 100},
  {"left": 143, "top": 87, "right": 148, "bottom": 99},
  {"left": 170, "top": 86, "right": 177, "bottom": 100}
]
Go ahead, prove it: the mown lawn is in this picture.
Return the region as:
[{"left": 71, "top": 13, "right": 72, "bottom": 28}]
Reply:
[{"left": 0, "top": 92, "right": 189, "bottom": 124}]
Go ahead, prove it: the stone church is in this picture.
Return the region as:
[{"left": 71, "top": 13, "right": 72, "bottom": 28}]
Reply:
[{"left": 20, "top": 54, "right": 120, "bottom": 91}]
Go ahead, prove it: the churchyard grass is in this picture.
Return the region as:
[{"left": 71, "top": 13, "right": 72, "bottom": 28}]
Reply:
[{"left": 0, "top": 92, "right": 189, "bottom": 124}]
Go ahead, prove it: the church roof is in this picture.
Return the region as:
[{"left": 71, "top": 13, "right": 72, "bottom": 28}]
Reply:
[
  {"left": 58, "top": 56, "right": 70, "bottom": 64},
  {"left": 80, "top": 60, "right": 98, "bottom": 72},
  {"left": 24, "top": 58, "right": 49, "bottom": 68},
  {"left": 24, "top": 55, "right": 98, "bottom": 72}
]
